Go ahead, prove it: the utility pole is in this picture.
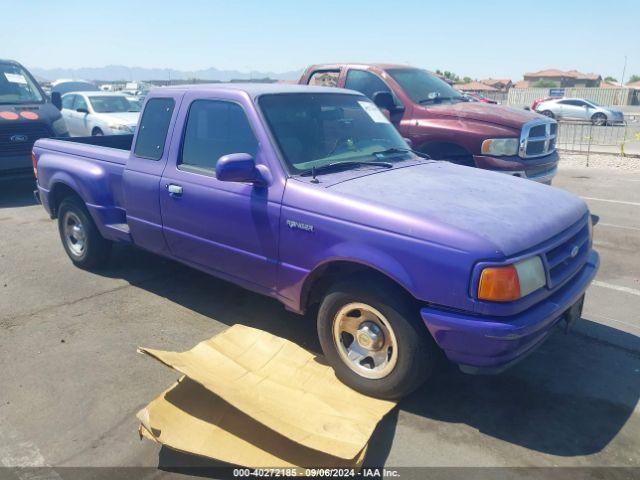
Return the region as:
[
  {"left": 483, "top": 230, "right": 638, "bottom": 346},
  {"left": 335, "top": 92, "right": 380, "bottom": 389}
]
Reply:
[{"left": 621, "top": 55, "right": 627, "bottom": 86}]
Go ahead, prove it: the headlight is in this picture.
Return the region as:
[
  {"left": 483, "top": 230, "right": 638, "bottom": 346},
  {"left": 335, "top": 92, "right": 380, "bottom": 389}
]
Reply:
[
  {"left": 108, "top": 124, "right": 132, "bottom": 132},
  {"left": 52, "top": 117, "right": 68, "bottom": 135},
  {"left": 478, "top": 256, "right": 546, "bottom": 302},
  {"left": 481, "top": 138, "right": 519, "bottom": 156}
]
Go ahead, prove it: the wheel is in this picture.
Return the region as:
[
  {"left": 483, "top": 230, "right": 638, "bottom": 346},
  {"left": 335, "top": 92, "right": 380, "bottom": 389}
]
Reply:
[
  {"left": 92, "top": 128, "right": 104, "bottom": 136},
  {"left": 540, "top": 110, "right": 554, "bottom": 119},
  {"left": 317, "top": 278, "right": 438, "bottom": 399},
  {"left": 58, "top": 196, "right": 111, "bottom": 269},
  {"left": 591, "top": 113, "right": 607, "bottom": 126}
]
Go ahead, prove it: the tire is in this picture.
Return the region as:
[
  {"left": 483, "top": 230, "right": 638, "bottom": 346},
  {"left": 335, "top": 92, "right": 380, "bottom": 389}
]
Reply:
[
  {"left": 591, "top": 113, "right": 607, "bottom": 126},
  {"left": 541, "top": 110, "right": 554, "bottom": 119},
  {"left": 317, "top": 278, "right": 438, "bottom": 399},
  {"left": 58, "top": 196, "right": 111, "bottom": 269},
  {"left": 92, "top": 128, "right": 104, "bottom": 136}
]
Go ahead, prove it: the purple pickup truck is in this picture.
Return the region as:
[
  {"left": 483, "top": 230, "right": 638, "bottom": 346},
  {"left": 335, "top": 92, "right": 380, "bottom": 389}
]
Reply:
[{"left": 33, "top": 84, "right": 599, "bottom": 399}]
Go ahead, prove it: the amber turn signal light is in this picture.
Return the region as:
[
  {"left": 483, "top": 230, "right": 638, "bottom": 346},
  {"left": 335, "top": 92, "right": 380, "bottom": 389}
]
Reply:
[{"left": 478, "top": 265, "right": 521, "bottom": 302}]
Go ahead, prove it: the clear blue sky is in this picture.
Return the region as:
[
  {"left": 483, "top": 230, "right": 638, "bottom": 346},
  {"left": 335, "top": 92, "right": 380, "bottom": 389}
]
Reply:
[{"left": 2, "top": 0, "right": 638, "bottom": 81}]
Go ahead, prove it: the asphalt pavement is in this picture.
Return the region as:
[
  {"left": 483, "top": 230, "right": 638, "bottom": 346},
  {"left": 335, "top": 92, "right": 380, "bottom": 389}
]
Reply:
[{"left": 0, "top": 162, "right": 638, "bottom": 478}]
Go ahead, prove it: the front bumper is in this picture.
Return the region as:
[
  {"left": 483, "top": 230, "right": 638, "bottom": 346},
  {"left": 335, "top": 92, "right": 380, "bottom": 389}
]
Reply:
[
  {"left": 420, "top": 250, "right": 599, "bottom": 373},
  {"left": 473, "top": 150, "right": 559, "bottom": 184}
]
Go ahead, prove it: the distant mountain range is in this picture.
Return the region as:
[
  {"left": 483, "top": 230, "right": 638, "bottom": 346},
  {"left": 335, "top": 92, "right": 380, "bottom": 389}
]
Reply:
[{"left": 29, "top": 65, "right": 303, "bottom": 82}]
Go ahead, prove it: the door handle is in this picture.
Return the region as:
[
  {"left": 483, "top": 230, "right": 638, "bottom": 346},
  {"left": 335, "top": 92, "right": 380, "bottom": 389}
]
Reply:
[{"left": 166, "top": 184, "right": 183, "bottom": 197}]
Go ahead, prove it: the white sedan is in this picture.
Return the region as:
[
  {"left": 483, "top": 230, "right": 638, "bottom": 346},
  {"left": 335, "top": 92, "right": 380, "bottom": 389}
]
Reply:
[{"left": 60, "top": 91, "right": 141, "bottom": 136}]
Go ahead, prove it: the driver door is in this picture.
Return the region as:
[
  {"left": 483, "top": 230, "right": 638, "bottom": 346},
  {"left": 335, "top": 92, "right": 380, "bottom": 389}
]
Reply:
[
  {"left": 159, "top": 92, "right": 281, "bottom": 291},
  {"left": 559, "top": 100, "right": 584, "bottom": 120}
]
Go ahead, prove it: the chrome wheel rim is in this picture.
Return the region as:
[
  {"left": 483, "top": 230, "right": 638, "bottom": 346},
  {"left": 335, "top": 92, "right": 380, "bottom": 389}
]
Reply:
[
  {"left": 63, "top": 211, "right": 86, "bottom": 257},
  {"left": 332, "top": 302, "right": 398, "bottom": 379}
]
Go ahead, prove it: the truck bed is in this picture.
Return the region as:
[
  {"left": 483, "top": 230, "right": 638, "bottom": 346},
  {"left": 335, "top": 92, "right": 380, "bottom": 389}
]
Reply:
[
  {"left": 36, "top": 134, "right": 133, "bottom": 165},
  {"left": 34, "top": 135, "right": 134, "bottom": 243}
]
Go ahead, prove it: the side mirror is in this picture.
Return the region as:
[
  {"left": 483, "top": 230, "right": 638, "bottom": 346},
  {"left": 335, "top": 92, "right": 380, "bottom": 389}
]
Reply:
[
  {"left": 216, "top": 153, "right": 270, "bottom": 186},
  {"left": 372, "top": 91, "right": 398, "bottom": 112},
  {"left": 76, "top": 107, "right": 89, "bottom": 114},
  {"left": 51, "top": 92, "right": 62, "bottom": 110}
]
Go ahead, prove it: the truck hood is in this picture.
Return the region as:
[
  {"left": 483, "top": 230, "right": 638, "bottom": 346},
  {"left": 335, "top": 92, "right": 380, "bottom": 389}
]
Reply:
[
  {"left": 421, "top": 102, "right": 543, "bottom": 129},
  {"left": 325, "top": 162, "right": 587, "bottom": 257}
]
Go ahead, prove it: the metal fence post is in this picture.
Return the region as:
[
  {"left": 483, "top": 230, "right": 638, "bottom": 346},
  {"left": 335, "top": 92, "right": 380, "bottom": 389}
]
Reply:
[{"left": 586, "top": 123, "right": 592, "bottom": 167}]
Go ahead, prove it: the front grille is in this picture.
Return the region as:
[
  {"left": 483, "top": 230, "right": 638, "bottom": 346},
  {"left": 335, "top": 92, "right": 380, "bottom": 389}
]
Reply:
[
  {"left": 0, "top": 122, "right": 53, "bottom": 157},
  {"left": 519, "top": 119, "right": 557, "bottom": 158},
  {"left": 543, "top": 219, "right": 590, "bottom": 288}
]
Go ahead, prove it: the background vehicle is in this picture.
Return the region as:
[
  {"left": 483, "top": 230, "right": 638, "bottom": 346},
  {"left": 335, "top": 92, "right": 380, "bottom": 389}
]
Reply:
[
  {"left": 531, "top": 96, "right": 559, "bottom": 112},
  {"left": 61, "top": 91, "right": 140, "bottom": 136},
  {"left": 34, "top": 84, "right": 598, "bottom": 399},
  {"left": 50, "top": 79, "right": 99, "bottom": 96},
  {"left": 535, "top": 98, "right": 625, "bottom": 126},
  {"left": 0, "top": 59, "right": 68, "bottom": 177},
  {"left": 301, "top": 63, "right": 559, "bottom": 184}
]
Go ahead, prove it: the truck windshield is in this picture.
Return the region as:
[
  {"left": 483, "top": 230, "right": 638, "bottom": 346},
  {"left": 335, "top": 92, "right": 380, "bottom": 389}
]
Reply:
[
  {"left": 259, "top": 93, "right": 411, "bottom": 175},
  {"left": 386, "top": 68, "right": 466, "bottom": 105},
  {"left": 88, "top": 95, "right": 137, "bottom": 113},
  {"left": 0, "top": 63, "right": 44, "bottom": 104}
]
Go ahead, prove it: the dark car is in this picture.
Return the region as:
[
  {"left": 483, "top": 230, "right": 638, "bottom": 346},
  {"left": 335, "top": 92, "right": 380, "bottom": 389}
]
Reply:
[{"left": 0, "top": 59, "right": 68, "bottom": 177}]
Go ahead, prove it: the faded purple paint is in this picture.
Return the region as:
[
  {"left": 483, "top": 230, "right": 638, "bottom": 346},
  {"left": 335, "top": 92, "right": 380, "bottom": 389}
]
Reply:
[{"left": 33, "top": 83, "right": 599, "bottom": 373}]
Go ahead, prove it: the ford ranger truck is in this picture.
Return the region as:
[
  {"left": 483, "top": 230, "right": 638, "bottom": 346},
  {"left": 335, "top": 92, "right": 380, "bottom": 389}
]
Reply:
[
  {"left": 300, "top": 63, "right": 559, "bottom": 184},
  {"left": 0, "top": 59, "right": 68, "bottom": 178},
  {"left": 33, "top": 84, "right": 598, "bottom": 399}
]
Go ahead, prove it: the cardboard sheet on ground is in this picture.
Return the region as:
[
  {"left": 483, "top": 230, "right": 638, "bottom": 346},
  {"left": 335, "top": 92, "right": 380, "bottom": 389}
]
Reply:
[
  {"left": 139, "top": 324, "right": 396, "bottom": 460},
  {"left": 137, "top": 377, "right": 367, "bottom": 468}
]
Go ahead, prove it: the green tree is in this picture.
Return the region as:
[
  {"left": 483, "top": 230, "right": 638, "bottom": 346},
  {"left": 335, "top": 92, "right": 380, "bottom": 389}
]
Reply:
[
  {"left": 532, "top": 80, "right": 557, "bottom": 88},
  {"left": 604, "top": 76, "right": 618, "bottom": 83},
  {"left": 629, "top": 74, "right": 640, "bottom": 83},
  {"left": 445, "top": 71, "right": 459, "bottom": 82},
  {"left": 463, "top": 76, "right": 472, "bottom": 83}
]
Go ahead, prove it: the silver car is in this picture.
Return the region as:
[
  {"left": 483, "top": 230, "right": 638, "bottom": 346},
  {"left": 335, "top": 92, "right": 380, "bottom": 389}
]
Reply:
[{"left": 535, "top": 98, "right": 624, "bottom": 126}]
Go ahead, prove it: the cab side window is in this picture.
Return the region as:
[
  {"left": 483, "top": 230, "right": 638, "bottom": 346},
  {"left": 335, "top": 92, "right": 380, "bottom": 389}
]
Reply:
[
  {"left": 308, "top": 70, "right": 340, "bottom": 87},
  {"left": 179, "top": 100, "right": 258, "bottom": 174},
  {"left": 134, "top": 97, "right": 175, "bottom": 160},
  {"left": 345, "top": 70, "right": 393, "bottom": 100}
]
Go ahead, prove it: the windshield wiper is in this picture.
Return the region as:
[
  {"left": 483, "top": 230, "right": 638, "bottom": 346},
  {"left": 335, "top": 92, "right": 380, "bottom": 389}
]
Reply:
[
  {"left": 371, "top": 147, "right": 430, "bottom": 159},
  {"left": 418, "top": 96, "right": 465, "bottom": 105},
  {"left": 299, "top": 160, "right": 393, "bottom": 177}
]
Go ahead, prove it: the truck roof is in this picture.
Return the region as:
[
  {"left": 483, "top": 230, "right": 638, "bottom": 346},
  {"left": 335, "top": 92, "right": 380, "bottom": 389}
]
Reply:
[
  {"left": 0, "top": 59, "right": 21, "bottom": 66},
  {"left": 305, "top": 63, "right": 416, "bottom": 71},
  {"left": 156, "top": 82, "right": 358, "bottom": 97}
]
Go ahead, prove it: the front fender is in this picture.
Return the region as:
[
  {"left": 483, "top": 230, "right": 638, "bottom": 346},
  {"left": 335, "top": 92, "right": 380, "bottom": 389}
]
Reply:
[{"left": 279, "top": 244, "right": 415, "bottom": 314}]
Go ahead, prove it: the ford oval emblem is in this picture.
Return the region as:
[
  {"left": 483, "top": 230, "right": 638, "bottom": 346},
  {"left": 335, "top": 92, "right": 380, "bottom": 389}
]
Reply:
[
  {"left": 9, "top": 134, "right": 28, "bottom": 143},
  {"left": 570, "top": 245, "right": 579, "bottom": 258}
]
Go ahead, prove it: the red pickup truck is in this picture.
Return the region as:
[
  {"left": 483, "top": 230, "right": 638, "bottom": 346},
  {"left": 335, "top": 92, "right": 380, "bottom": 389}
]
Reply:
[{"left": 300, "top": 64, "right": 559, "bottom": 184}]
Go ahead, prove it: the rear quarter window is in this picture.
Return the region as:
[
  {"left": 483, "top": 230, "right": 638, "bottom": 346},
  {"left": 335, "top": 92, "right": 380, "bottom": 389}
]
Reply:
[
  {"left": 308, "top": 71, "right": 340, "bottom": 87},
  {"left": 134, "top": 97, "right": 175, "bottom": 160}
]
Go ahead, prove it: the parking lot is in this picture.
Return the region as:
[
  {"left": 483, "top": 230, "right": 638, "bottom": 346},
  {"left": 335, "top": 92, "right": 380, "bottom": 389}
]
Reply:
[{"left": 1, "top": 158, "right": 639, "bottom": 475}]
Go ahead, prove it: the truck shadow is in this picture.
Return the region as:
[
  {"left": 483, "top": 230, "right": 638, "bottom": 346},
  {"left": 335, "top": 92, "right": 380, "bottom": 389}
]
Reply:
[
  {"left": 101, "top": 245, "right": 638, "bottom": 466},
  {"left": 0, "top": 177, "right": 37, "bottom": 208}
]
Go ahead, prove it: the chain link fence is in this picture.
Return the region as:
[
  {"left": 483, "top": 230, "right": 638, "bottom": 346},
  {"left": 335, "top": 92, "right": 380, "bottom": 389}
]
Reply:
[{"left": 556, "top": 120, "right": 640, "bottom": 164}]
